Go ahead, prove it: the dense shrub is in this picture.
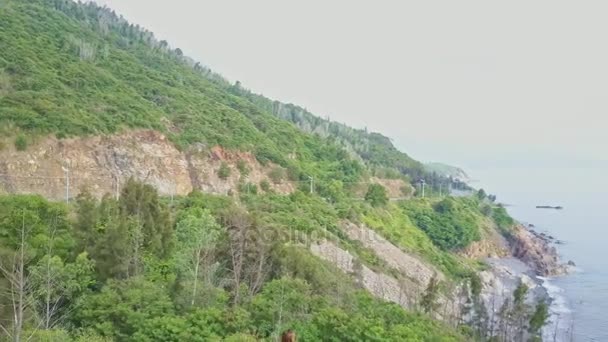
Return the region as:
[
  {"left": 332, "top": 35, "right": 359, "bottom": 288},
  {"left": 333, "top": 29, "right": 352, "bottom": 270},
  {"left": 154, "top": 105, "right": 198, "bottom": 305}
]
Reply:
[
  {"left": 14, "top": 134, "right": 27, "bottom": 151},
  {"left": 402, "top": 198, "right": 481, "bottom": 250},
  {"left": 218, "top": 162, "right": 231, "bottom": 179},
  {"left": 365, "top": 184, "right": 388, "bottom": 207}
]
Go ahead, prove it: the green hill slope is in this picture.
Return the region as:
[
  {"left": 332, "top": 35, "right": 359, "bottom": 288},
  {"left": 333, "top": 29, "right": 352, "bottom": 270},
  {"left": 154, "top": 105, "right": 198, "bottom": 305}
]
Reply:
[
  {"left": 0, "top": 1, "right": 527, "bottom": 341},
  {"left": 0, "top": 0, "right": 452, "bottom": 191}
]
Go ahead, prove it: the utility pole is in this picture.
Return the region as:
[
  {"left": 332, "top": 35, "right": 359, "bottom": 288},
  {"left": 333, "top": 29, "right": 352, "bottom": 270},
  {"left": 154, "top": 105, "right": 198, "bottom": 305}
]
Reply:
[
  {"left": 115, "top": 174, "right": 120, "bottom": 201},
  {"left": 308, "top": 176, "right": 314, "bottom": 194},
  {"left": 419, "top": 179, "right": 426, "bottom": 198},
  {"left": 62, "top": 164, "right": 70, "bottom": 204}
]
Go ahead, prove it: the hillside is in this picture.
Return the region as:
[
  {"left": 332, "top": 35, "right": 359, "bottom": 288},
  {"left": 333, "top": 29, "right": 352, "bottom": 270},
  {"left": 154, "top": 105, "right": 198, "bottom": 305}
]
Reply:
[
  {"left": 425, "top": 163, "right": 470, "bottom": 181},
  {"left": 0, "top": 1, "right": 551, "bottom": 341},
  {"left": 0, "top": 0, "right": 451, "bottom": 194}
]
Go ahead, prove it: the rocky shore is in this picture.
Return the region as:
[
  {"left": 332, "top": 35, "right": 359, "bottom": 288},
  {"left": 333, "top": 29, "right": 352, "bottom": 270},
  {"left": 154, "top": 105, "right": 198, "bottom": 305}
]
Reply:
[
  {"left": 478, "top": 221, "right": 573, "bottom": 342},
  {"left": 508, "top": 224, "right": 573, "bottom": 276}
]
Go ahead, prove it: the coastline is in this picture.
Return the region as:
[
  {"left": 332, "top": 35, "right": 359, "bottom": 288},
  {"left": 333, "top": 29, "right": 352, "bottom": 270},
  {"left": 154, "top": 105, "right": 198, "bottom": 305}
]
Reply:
[{"left": 481, "top": 220, "right": 574, "bottom": 341}]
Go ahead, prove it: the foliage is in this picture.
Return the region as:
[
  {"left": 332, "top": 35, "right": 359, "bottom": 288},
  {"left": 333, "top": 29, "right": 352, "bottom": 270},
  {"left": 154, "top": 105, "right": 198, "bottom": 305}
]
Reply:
[
  {"left": 528, "top": 301, "right": 550, "bottom": 336},
  {"left": 236, "top": 159, "right": 249, "bottom": 177},
  {"left": 218, "top": 162, "right": 231, "bottom": 180},
  {"left": 492, "top": 205, "right": 515, "bottom": 233},
  {"left": 402, "top": 198, "right": 482, "bottom": 251},
  {"left": 476, "top": 188, "right": 487, "bottom": 200},
  {"left": 365, "top": 184, "right": 388, "bottom": 207},
  {"left": 420, "top": 275, "right": 441, "bottom": 314},
  {"left": 268, "top": 166, "right": 285, "bottom": 184},
  {"left": 259, "top": 179, "right": 271, "bottom": 192},
  {"left": 0, "top": 188, "right": 467, "bottom": 341},
  {"left": 361, "top": 204, "right": 471, "bottom": 278},
  {"left": 0, "top": 0, "right": 501, "bottom": 340},
  {"left": 14, "top": 134, "right": 27, "bottom": 150}
]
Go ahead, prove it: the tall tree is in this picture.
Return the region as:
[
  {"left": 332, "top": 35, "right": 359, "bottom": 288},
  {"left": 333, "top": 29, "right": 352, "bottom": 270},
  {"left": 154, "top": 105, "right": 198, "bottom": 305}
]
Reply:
[
  {"left": 119, "top": 178, "right": 172, "bottom": 258},
  {"left": 173, "top": 208, "right": 223, "bottom": 307}
]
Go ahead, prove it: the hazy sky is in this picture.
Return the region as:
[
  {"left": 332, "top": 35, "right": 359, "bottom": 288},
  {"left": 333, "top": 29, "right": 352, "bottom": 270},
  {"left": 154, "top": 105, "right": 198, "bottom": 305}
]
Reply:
[{"left": 92, "top": 0, "right": 607, "bottom": 169}]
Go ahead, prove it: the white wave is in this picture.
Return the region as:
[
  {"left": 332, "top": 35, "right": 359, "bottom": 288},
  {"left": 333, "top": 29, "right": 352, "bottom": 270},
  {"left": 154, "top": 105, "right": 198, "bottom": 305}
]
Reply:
[{"left": 540, "top": 276, "right": 573, "bottom": 341}]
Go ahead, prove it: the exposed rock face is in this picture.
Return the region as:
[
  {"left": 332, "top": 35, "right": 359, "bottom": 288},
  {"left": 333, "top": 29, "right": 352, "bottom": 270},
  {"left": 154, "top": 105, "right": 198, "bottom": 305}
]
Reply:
[
  {"left": 508, "top": 225, "right": 570, "bottom": 276},
  {"left": 341, "top": 221, "right": 440, "bottom": 285},
  {"left": 0, "top": 130, "right": 294, "bottom": 200},
  {"left": 460, "top": 222, "right": 510, "bottom": 259},
  {"left": 310, "top": 240, "right": 418, "bottom": 308},
  {"left": 311, "top": 222, "right": 466, "bottom": 322}
]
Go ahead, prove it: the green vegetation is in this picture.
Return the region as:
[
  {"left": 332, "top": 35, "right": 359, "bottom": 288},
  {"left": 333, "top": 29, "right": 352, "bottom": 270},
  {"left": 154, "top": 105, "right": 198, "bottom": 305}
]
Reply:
[
  {"left": 259, "top": 179, "right": 271, "bottom": 192},
  {"left": 0, "top": 0, "right": 460, "bottom": 192},
  {"left": 236, "top": 159, "right": 250, "bottom": 177},
  {"left": 401, "top": 197, "right": 482, "bottom": 251},
  {"left": 14, "top": 134, "right": 27, "bottom": 151},
  {"left": 493, "top": 205, "right": 516, "bottom": 233},
  {"left": 0, "top": 183, "right": 465, "bottom": 341},
  {"left": 268, "top": 166, "right": 285, "bottom": 184},
  {"left": 0, "top": 0, "right": 542, "bottom": 340},
  {"left": 365, "top": 183, "right": 389, "bottom": 207},
  {"left": 361, "top": 203, "right": 471, "bottom": 278},
  {"left": 0, "top": 0, "right": 370, "bottom": 198},
  {"left": 218, "top": 162, "right": 231, "bottom": 180}
]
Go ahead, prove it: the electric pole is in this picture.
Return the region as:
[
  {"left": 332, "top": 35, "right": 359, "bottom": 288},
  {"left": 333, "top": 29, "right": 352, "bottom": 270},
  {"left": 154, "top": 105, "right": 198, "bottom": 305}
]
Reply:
[
  {"left": 308, "top": 176, "right": 314, "bottom": 194},
  {"left": 62, "top": 164, "right": 70, "bottom": 204},
  {"left": 419, "top": 179, "right": 426, "bottom": 198},
  {"left": 115, "top": 174, "right": 120, "bottom": 201}
]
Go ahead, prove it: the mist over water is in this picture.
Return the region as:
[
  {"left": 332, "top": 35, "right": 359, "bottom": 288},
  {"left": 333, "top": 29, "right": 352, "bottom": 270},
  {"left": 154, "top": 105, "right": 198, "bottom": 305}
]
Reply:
[{"left": 469, "top": 164, "right": 608, "bottom": 341}]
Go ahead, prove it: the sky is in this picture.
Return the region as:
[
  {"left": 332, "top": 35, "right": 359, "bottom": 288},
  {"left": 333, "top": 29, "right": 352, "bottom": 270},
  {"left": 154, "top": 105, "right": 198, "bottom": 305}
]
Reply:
[{"left": 92, "top": 0, "right": 608, "bottom": 169}]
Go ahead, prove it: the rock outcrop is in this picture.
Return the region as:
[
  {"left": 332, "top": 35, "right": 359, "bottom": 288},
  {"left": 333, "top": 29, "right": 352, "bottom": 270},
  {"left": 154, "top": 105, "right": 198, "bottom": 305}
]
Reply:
[
  {"left": 508, "top": 225, "right": 570, "bottom": 276},
  {"left": 0, "top": 130, "right": 294, "bottom": 200},
  {"left": 341, "top": 221, "right": 440, "bottom": 285}
]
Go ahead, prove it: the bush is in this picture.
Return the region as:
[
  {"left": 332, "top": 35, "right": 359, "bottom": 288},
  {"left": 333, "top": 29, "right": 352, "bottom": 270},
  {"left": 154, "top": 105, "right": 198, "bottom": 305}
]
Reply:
[
  {"left": 480, "top": 204, "right": 492, "bottom": 216},
  {"left": 268, "top": 167, "right": 285, "bottom": 184},
  {"left": 218, "top": 162, "right": 231, "bottom": 180},
  {"left": 402, "top": 198, "right": 481, "bottom": 250},
  {"left": 239, "top": 182, "right": 257, "bottom": 195},
  {"left": 492, "top": 206, "right": 515, "bottom": 232},
  {"left": 260, "top": 179, "right": 271, "bottom": 192},
  {"left": 236, "top": 159, "right": 249, "bottom": 177},
  {"left": 14, "top": 134, "right": 27, "bottom": 151},
  {"left": 365, "top": 184, "right": 388, "bottom": 207}
]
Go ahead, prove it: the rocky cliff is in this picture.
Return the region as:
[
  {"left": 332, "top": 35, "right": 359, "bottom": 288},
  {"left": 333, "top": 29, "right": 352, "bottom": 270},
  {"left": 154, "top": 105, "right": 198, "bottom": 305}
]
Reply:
[{"left": 0, "top": 130, "right": 295, "bottom": 200}]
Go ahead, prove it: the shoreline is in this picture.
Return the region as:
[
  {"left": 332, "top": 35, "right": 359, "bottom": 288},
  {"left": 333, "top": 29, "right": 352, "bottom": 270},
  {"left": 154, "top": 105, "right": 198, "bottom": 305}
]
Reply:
[{"left": 480, "top": 219, "right": 574, "bottom": 341}]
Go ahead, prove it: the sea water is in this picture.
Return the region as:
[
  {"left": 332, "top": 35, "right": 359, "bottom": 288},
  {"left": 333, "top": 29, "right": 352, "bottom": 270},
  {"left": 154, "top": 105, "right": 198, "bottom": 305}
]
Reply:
[{"left": 469, "top": 165, "right": 608, "bottom": 341}]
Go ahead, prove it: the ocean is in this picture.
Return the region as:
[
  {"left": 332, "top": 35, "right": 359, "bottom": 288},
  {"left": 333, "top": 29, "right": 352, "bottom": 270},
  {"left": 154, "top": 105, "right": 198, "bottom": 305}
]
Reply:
[{"left": 470, "top": 165, "right": 608, "bottom": 341}]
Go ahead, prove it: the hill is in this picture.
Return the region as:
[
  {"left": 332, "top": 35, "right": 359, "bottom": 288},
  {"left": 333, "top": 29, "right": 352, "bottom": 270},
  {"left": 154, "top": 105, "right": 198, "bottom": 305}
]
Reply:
[
  {"left": 0, "top": 1, "right": 549, "bottom": 341},
  {"left": 425, "top": 162, "right": 470, "bottom": 181},
  {"left": 0, "top": 0, "right": 447, "bottom": 192}
]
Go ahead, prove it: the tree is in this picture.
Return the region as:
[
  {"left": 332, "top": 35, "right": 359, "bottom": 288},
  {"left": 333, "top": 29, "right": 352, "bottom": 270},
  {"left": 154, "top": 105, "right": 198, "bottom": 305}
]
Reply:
[
  {"left": 221, "top": 207, "right": 275, "bottom": 305},
  {"left": 119, "top": 178, "right": 172, "bottom": 258},
  {"left": 71, "top": 277, "right": 175, "bottom": 340},
  {"left": 0, "top": 212, "right": 33, "bottom": 342},
  {"left": 365, "top": 184, "right": 388, "bottom": 207},
  {"left": 173, "top": 208, "right": 223, "bottom": 307},
  {"left": 420, "top": 275, "right": 440, "bottom": 314},
  {"left": 30, "top": 253, "right": 94, "bottom": 330},
  {"left": 476, "top": 189, "right": 487, "bottom": 201},
  {"left": 511, "top": 282, "right": 530, "bottom": 342},
  {"left": 528, "top": 301, "right": 549, "bottom": 337}
]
